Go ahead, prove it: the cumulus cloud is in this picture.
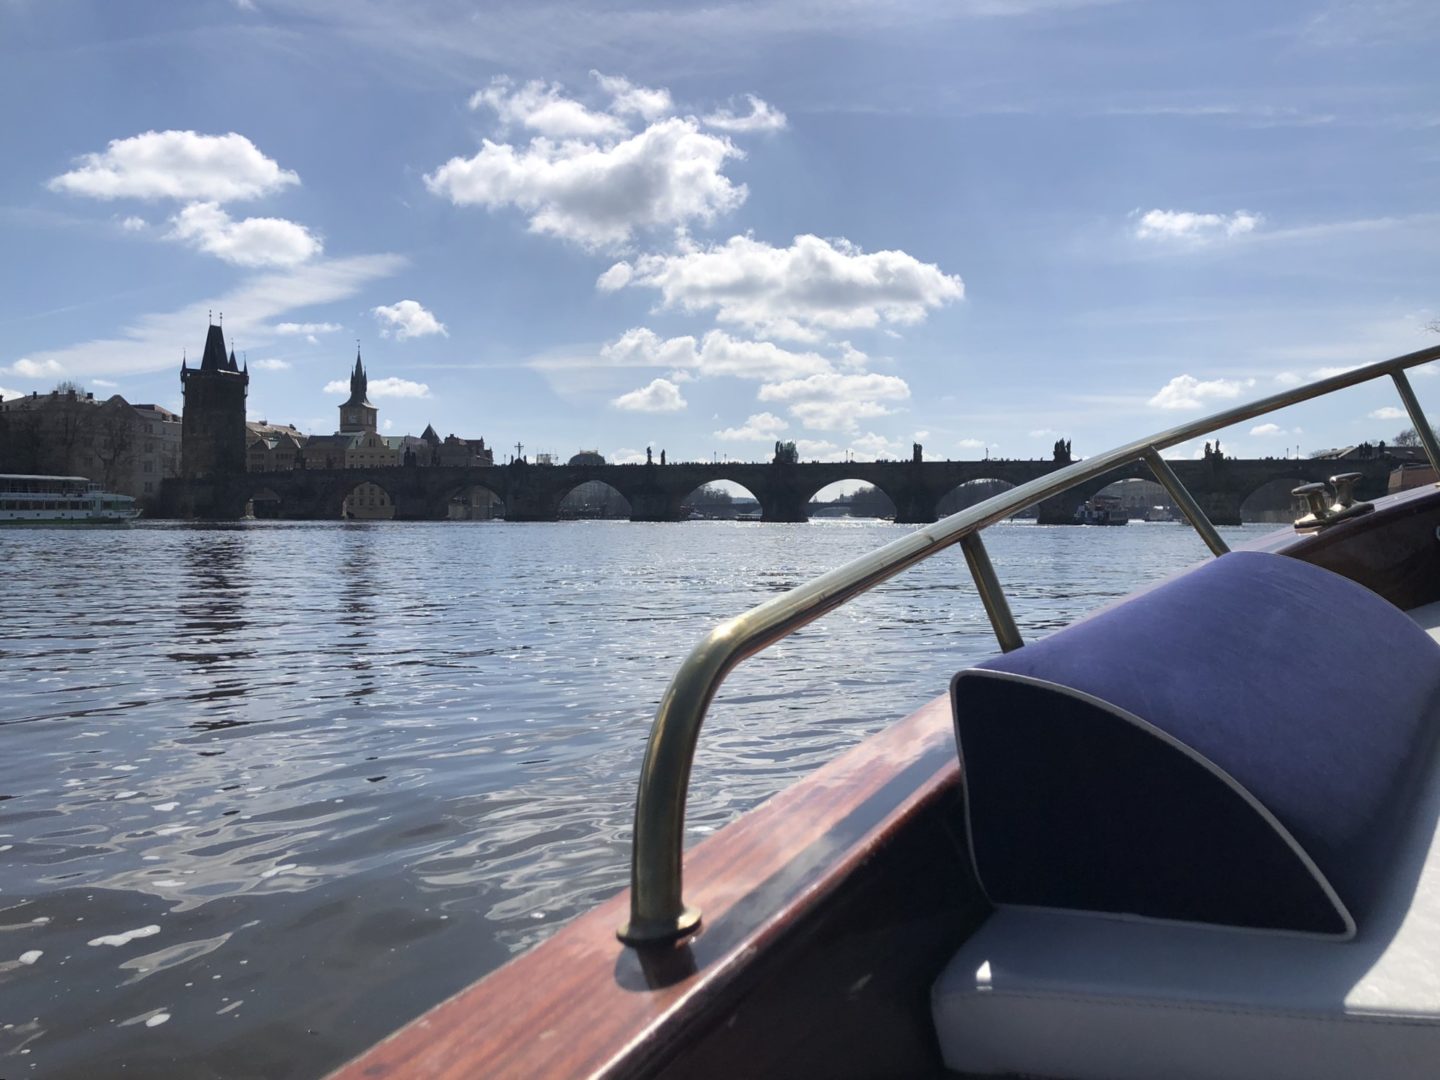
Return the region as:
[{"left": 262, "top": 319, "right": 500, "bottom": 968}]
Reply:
[
  {"left": 275, "top": 321, "right": 341, "bottom": 335},
  {"left": 1147, "top": 374, "right": 1256, "bottom": 409},
  {"left": 599, "top": 327, "right": 832, "bottom": 380},
  {"left": 714, "top": 412, "right": 788, "bottom": 440},
  {"left": 0, "top": 384, "right": 23, "bottom": 400},
  {"left": 324, "top": 376, "right": 431, "bottom": 398},
  {"left": 1133, "top": 209, "right": 1262, "bottom": 243},
  {"left": 613, "top": 377, "right": 687, "bottom": 412},
  {"left": 426, "top": 116, "right": 746, "bottom": 249},
  {"left": 604, "top": 234, "right": 964, "bottom": 341},
  {"left": 49, "top": 131, "right": 299, "bottom": 203},
  {"left": 120, "top": 216, "right": 147, "bottom": 231},
  {"left": 758, "top": 371, "right": 911, "bottom": 432},
  {"left": 1249, "top": 422, "right": 1283, "bottom": 436},
  {"left": 703, "top": 95, "right": 788, "bottom": 133},
  {"left": 851, "top": 432, "right": 904, "bottom": 458},
  {"left": 373, "top": 300, "right": 447, "bottom": 340},
  {"left": 592, "top": 72, "right": 673, "bottom": 121},
  {"left": 470, "top": 76, "right": 627, "bottom": 138},
  {"left": 254, "top": 358, "right": 291, "bottom": 371},
  {"left": 957, "top": 437, "right": 986, "bottom": 449},
  {"left": 1370, "top": 406, "right": 1407, "bottom": 420},
  {"left": 6, "top": 358, "right": 66, "bottom": 379},
  {"left": 167, "top": 202, "right": 321, "bottom": 267}
]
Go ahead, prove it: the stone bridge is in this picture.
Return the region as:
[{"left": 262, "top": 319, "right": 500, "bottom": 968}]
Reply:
[{"left": 162, "top": 455, "right": 1397, "bottom": 526}]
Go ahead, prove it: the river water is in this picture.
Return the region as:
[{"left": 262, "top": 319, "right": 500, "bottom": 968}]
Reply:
[{"left": 0, "top": 518, "right": 1269, "bottom": 1078}]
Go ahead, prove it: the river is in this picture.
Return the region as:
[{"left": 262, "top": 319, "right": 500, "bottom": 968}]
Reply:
[{"left": 0, "top": 518, "right": 1269, "bottom": 1078}]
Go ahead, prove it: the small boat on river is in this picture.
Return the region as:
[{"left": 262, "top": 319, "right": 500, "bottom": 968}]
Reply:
[
  {"left": 331, "top": 343, "right": 1440, "bottom": 1080},
  {"left": 1073, "top": 494, "right": 1130, "bottom": 525},
  {"left": 0, "top": 474, "right": 140, "bottom": 525}
]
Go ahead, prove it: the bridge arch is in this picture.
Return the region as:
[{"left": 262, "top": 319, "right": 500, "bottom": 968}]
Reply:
[
  {"left": 436, "top": 479, "right": 507, "bottom": 521},
  {"left": 342, "top": 478, "right": 396, "bottom": 520},
  {"left": 557, "top": 478, "right": 630, "bottom": 520},
  {"left": 937, "top": 477, "right": 1020, "bottom": 518},
  {"left": 245, "top": 485, "right": 283, "bottom": 519},
  {"left": 802, "top": 478, "right": 900, "bottom": 521},
  {"left": 679, "top": 480, "right": 762, "bottom": 520}
]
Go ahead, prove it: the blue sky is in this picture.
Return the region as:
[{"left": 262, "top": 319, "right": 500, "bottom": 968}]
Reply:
[{"left": 3, "top": 0, "right": 1438, "bottom": 468}]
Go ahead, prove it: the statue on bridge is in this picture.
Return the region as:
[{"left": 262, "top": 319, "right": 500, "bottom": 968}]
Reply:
[
  {"left": 1052, "top": 438, "right": 1072, "bottom": 464},
  {"left": 913, "top": 442, "right": 923, "bottom": 463},
  {"left": 646, "top": 447, "right": 653, "bottom": 465}
]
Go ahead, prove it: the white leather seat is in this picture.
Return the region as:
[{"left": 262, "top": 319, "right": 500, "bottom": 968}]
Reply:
[
  {"left": 1408, "top": 599, "right": 1440, "bottom": 644},
  {"left": 932, "top": 714, "right": 1440, "bottom": 1079}
]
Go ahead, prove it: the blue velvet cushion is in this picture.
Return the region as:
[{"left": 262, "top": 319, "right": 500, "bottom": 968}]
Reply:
[{"left": 952, "top": 550, "right": 1440, "bottom": 936}]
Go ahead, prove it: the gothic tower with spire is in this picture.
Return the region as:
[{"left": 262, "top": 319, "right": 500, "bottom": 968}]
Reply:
[
  {"left": 180, "top": 320, "right": 249, "bottom": 480},
  {"left": 339, "top": 350, "right": 378, "bottom": 434}
]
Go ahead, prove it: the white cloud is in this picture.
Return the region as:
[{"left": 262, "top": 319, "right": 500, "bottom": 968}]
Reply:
[
  {"left": 592, "top": 72, "right": 673, "bottom": 121},
  {"left": 254, "top": 358, "right": 291, "bottom": 371},
  {"left": 1133, "top": 209, "right": 1262, "bottom": 243},
  {"left": 1147, "top": 373, "right": 1256, "bottom": 409},
  {"left": 703, "top": 94, "right": 788, "bottom": 133},
  {"left": 425, "top": 117, "right": 746, "bottom": 249},
  {"left": 595, "top": 262, "right": 633, "bottom": 290},
  {"left": 714, "top": 412, "right": 788, "bottom": 440},
  {"left": 613, "top": 377, "right": 687, "bottom": 412},
  {"left": 373, "top": 300, "right": 447, "bottom": 340},
  {"left": 11, "top": 254, "right": 404, "bottom": 379},
  {"left": 852, "top": 432, "right": 903, "bottom": 458},
  {"left": 795, "top": 438, "right": 841, "bottom": 460},
  {"left": 6, "top": 357, "right": 66, "bottom": 379},
  {"left": 599, "top": 327, "right": 833, "bottom": 380},
  {"left": 275, "top": 322, "right": 342, "bottom": 335},
  {"left": 49, "top": 131, "right": 299, "bottom": 203},
  {"left": 609, "top": 234, "right": 963, "bottom": 341},
  {"left": 758, "top": 371, "right": 911, "bottom": 432},
  {"left": 93, "top": 378, "right": 119, "bottom": 388},
  {"left": 470, "top": 77, "right": 627, "bottom": 138},
  {"left": 1250, "top": 423, "right": 1283, "bottom": 436},
  {"left": 0, "top": 385, "right": 22, "bottom": 400},
  {"left": 120, "top": 216, "right": 147, "bottom": 232},
  {"left": 167, "top": 203, "right": 321, "bottom": 267},
  {"left": 324, "top": 375, "right": 431, "bottom": 398},
  {"left": 957, "top": 437, "right": 986, "bottom": 449},
  {"left": 1370, "top": 406, "right": 1408, "bottom": 420}
]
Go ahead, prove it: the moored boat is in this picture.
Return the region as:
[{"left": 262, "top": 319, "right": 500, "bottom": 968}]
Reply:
[
  {"left": 0, "top": 474, "right": 140, "bottom": 525},
  {"left": 331, "top": 343, "right": 1440, "bottom": 1080}
]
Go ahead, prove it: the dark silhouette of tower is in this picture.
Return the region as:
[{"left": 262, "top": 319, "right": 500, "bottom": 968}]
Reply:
[
  {"left": 180, "top": 321, "right": 249, "bottom": 479},
  {"left": 339, "top": 350, "right": 377, "bottom": 434}
]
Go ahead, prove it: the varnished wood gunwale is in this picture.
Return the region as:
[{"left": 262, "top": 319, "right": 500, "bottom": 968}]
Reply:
[{"left": 328, "top": 695, "right": 964, "bottom": 1080}]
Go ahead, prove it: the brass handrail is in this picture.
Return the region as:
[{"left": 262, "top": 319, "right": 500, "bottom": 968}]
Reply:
[{"left": 618, "top": 342, "right": 1440, "bottom": 946}]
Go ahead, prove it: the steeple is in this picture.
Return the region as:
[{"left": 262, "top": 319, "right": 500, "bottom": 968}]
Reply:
[
  {"left": 343, "top": 349, "right": 373, "bottom": 407},
  {"left": 200, "top": 323, "right": 228, "bottom": 371},
  {"left": 227, "top": 347, "right": 239, "bottom": 373}
]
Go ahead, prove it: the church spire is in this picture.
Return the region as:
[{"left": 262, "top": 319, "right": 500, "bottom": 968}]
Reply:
[{"left": 342, "top": 347, "right": 372, "bottom": 407}]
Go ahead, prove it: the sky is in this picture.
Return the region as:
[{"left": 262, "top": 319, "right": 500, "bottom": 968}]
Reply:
[{"left": 2, "top": 0, "right": 1438, "bottom": 472}]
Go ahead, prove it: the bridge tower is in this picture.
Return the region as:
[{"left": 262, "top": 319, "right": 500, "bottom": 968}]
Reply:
[{"left": 180, "top": 321, "right": 249, "bottom": 480}]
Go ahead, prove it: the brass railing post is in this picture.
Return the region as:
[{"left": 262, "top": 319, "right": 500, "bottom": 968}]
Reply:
[
  {"left": 1142, "top": 447, "right": 1229, "bottom": 557},
  {"left": 960, "top": 533, "right": 1023, "bottom": 652},
  {"left": 1391, "top": 370, "right": 1440, "bottom": 476}
]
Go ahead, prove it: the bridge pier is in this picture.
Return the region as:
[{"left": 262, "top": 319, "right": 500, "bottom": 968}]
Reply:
[
  {"left": 892, "top": 489, "right": 939, "bottom": 525},
  {"left": 629, "top": 491, "right": 684, "bottom": 522}
]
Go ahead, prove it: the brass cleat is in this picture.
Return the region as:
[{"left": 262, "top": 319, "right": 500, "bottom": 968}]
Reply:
[
  {"left": 1293, "top": 482, "right": 1332, "bottom": 530},
  {"left": 1327, "top": 472, "right": 1375, "bottom": 523}
]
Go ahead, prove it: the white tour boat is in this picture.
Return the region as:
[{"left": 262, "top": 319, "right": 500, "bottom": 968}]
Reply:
[{"left": 0, "top": 474, "right": 141, "bottom": 525}]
